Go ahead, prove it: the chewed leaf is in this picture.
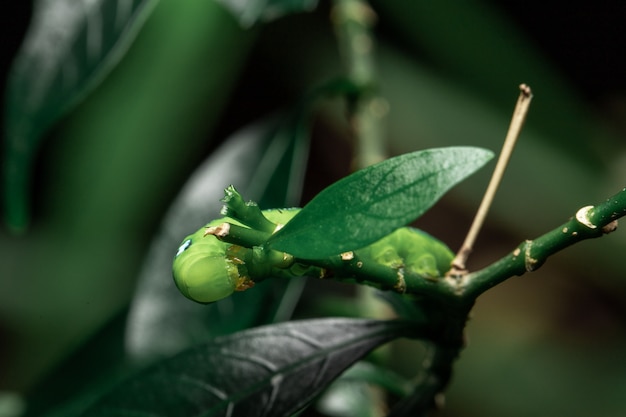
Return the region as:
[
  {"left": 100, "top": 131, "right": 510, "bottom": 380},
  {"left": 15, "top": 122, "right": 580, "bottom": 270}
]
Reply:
[
  {"left": 3, "top": 0, "right": 157, "bottom": 231},
  {"left": 81, "top": 318, "right": 421, "bottom": 417},
  {"left": 268, "top": 147, "right": 493, "bottom": 259}
]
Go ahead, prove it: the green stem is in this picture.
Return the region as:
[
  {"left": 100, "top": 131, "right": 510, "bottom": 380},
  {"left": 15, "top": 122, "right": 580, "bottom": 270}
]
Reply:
[
  {"left": 462, "top": 187, "right": 626, "bottom": 300},
  {"left": 206, "top": 222, "right": 271, "bottom": 248},
  {"left": 305, "top": 251, "right": 455, "bottom": 302},
  {"left": 221, "top": 185, "right": 278, "bottom": 233},
  {"left": 332, "top": 0, "right": 387, "bottom": 168}
]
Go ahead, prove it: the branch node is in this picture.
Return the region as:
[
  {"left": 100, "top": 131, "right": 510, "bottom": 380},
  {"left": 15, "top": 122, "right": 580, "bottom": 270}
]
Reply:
[
  {"left": 524, "top": 240, "right": 539, "bottom": 272},
  {"left": 575, "top": 205, "right": 597, "bottom": 229},
  {"left": 394, "top": 268, "right": 407, "bottom": 293}
]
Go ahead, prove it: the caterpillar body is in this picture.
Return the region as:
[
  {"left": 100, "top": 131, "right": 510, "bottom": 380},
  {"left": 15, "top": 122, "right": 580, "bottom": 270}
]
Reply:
[{"left": 173, "top": 209, "right": 453, "bottom": 304}]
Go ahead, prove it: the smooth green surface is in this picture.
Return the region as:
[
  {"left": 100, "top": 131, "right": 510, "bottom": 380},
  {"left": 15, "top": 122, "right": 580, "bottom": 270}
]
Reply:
[{"left": 268, "top": 147, "right": 493, "bottom": 259}]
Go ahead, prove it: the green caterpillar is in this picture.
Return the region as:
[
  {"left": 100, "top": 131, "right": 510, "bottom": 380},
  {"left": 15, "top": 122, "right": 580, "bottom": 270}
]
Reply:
[{"left": 173, "top": 209, "right": 454, "bottom": 304}]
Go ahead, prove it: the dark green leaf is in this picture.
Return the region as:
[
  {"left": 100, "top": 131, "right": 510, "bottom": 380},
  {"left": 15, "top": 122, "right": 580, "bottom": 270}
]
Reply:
[
  {"left": 3, "top": 0, "right": 157, "bottom": 231},
  {"left": 268, "top": 147, "right": 493, "bottom": 259},
  {"left": 81, "top": 318, "right": 417, "bottom": 417},
  {"left": 216, "top": 0, "right": 319, "bottom": 27}
]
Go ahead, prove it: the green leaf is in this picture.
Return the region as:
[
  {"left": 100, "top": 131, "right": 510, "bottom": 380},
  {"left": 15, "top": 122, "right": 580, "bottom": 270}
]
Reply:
[
  {"left": 268, "top": 147, "right": 493, "bottom": 259},
  {"left": 81, "top": 318, "right": 418, "bottom": 417},
  {"left": 216, "top": 0, "right": 319, "bottom": 27},
  {"left": 3, "top": 0, "right": 157, "bottom": 231}
]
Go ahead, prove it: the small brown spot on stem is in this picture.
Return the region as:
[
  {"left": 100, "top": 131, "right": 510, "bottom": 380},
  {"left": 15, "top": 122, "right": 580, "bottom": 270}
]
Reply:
[
  {"left": 235, "top": 276, "right": 255, "bottom": 292},
  {"left": 394, "top": 269, "right": 407, "bottom": 293},
  {"left": 602, "top": 220, "right": 618, "bottom": 234},
  {"left": 340, "top": 251, "right": 355, "bottom": 261},
  {"left": 204, "top": 223, "right": 230, "bottom": 238}
]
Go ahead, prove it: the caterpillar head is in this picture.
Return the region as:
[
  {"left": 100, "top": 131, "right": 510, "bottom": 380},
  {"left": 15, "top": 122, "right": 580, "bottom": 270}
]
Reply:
[
  {"left": 172, "top": 208, "right": 299, "bottom": 303},
  {"left": 172, "top": 233, "right": 244, "bottom": 304}
]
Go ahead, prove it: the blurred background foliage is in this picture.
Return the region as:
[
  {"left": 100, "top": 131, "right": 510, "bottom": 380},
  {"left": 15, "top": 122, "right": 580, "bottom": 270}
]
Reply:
[{"left": 1, "top": 0, "right": 625, "bottom": 416}]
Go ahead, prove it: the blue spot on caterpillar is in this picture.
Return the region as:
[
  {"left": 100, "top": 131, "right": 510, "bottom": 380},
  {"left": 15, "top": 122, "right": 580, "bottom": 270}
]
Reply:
[{"left": 173, "top": 209, "right": 453, "bottom": 303}]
